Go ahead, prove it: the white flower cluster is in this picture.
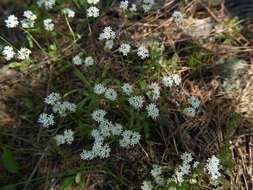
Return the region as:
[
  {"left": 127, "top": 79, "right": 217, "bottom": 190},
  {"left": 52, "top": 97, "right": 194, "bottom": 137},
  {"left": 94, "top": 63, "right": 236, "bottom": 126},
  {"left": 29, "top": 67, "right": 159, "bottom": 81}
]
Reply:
[
  {"left": 146, "top": 103, "right": 159, "bottom": 120},
  {"left": 2, "top": 46, "right": 32, "bottom": 61},
  {"left": 87, "top": 6, "right": 100, "bottom": 18},
  {"left": 37, "top": 0, "right": 56, "bottom": 10},
  {"left": 105, "top": 39, "right": 114, "bottom": 50},
  {"left": 99, "top": 26, "right": 116, "bottom": 40},
  {"left": 119, "top": 130, "right": 141, "bottom": 147},
  {"left": 120, "top": 0, "right": 129, "bottom": 10},
  {"left": 84, "top": 56, "right": 95, "bottom": 66},
  {"left": 2, "top": 46, "right": 15, "bottom": 61},
  {"left": 142, "top": 153, "right": 222, "bottom": 188},
  {"left": 146, "top": 83, "right": 160, "bottom": 101},
  {"left": 94, "top": 83, "right": 107, "bottom": 95},
  {"left": 119, "top": 43, "right": 131, "bottom": 56},
  {"left": 93, "top": 83, "right": 117, "bottom": 101},
  {"left": 142, "top": 0, "right": 155, "bottom": 12},
  {"left": 141, "top": 181, "right": 153, "bottom": 190},
  {"left": 183, "top": 96, "right": 201, "bottom": 118},
  {"left": 44, "top": 18, "right": 54, "bottom": 31},
  {"left": 121, "top": 83, "right": 133, "bottom": 96},
  {"left": 129, "top": 4, "right": 137, "bottom": 12},
  {"left": 172, "top": 11, "right": 183, "bottom": 26},
  {"left": 17, "top": 48, "right": 32, "bottom": 60},
  {"left": 5, "top": 15, "right": 19, "bottom": 28},
  {"left": 128, "top": 96, "right": 145, "bottom": 110},
  {"left": 80, "top": 109, "right": 141, "bottom": 160},
  {"left": 52, "top": 101, "right": 77, "bottom": 117},
  {"left": 99, "top": 26, "right": 116, "bottom": 50},
  {"left": 55, "top": 129, "right": 74, "bottom": 145},
  {"left": 62, "top": 8, "right": 75, "bottom": 18},
  {"left": 87, "top": 0, "right": 100, "bottom": 4},
  {"left": 188, "top": 96, "right": 200, "bottom": 109},
  {"left": 175, "top": 152, "right": 194, "bottom": 184},
  {"left": 137, "top": 46, "right": 149, "bottom": 59},
  {"left": 38, "top": 113, "right": 55, "bottom": 128},
  {"left": 151, "top": 165, "right": 164, "bottom": 185},
  {"left": 72, "top": 54, "right": 95, "bottom": 66},
  {"left": 205, "top": 155, "right": 221, "bottom": 183},
  {"left": 38, "top": 92, "right": 76, "bottom": 127},
  {"left": 21, "top": 10, "right": 37, "bottom": 28},
  {"left": 86, "top": 0, "right": 100, "bottom": 18},
  {"left": 72, "top": 54, "right": 82, "bottom": 65},
  {"left": 162, "top": 74, "right": 182, "bottom": 87}
]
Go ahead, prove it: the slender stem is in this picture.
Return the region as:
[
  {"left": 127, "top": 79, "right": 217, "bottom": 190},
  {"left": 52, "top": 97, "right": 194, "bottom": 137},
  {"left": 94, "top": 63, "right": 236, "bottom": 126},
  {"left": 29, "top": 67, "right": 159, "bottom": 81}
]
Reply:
[
  {"left": 64, "top": 15, "right": 76, "bottom": 42},
  {"left": 0, "top": 35, "right": 18, "bottom": 50}
]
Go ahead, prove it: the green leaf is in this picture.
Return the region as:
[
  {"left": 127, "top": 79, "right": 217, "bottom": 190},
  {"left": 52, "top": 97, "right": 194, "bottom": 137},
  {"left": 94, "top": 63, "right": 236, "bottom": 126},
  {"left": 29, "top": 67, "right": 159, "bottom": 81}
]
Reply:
[
  {"left": 74, "top": 68, "right": 89, "bottom": 86},
  {"left": 1, "top": 147, "right": 19, "bottom": 174},
  {"left": 0, "top": 185, "right": 16, "bottom": 190},
  {"left": 60, "top": 176, "right": 75, "bottom": 190}
]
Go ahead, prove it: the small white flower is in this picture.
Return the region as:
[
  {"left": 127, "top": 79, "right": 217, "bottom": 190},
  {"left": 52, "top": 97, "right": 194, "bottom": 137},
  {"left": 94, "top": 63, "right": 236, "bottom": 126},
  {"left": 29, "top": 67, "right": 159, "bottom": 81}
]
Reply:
[
  {"left": 80, "top": 149, "right": 94, "bottom": 160},
  {"left": 162, "top": 74, "right": 181, "bottom": 87},
  {"left": 183, "top": 107, "right": 196, "bottom": 117},
  {"left": 188, "top": 96, "right": 200, "bottom": 109},
  {"left": 141, "top": 181, "right": 153, "bottom": 190},
  {"left": 5, "top": 15, "right": 19, "bottom": 28},
  {"left": 92, "top": 143, "right": 111, "bottom": 159},
  {"left": 151, "top": 165, "right": 164, "bottom": 185},
  {"left": 2, "top": 46, "right": 15, "bottom": 61},
  {"left": 181, "top": 152, "right": 193, "bottom": 163},
  {"left": 55, "top": 134, "right": 65, "bottom": 145},
  {"left": 172, "top": 74, "right": 182, "bottom": 86},
  {"left": 87, "top": 6, "right": 100, "bottom": 18},
  {"left": 21, "top": 19, "right": 35, "bottom": 28},
  {"left": 111, "top": 123, "right": 123, "bottom": 136},
  {"left": 174, "top": 152, "right": 194, "bottom": 184},
  {"left": 99, "top": 26, "right": 116, "bottom": 41},
  {"left": 105, "top": 40, "right": 114, "bottom": 50},
  {"left": 119, "top": 130, "right": 141, "bottom": 147},
  {"left": 119, "top": 43, "right": 131, "bottom": 56},
  {"left": 146, "top": 83, "right": 160, "bottom": 101},
  {"left": 91, "top": 129, "right": 105, "bottom": 144},
  {"left": 38, "top": 0, "right": 56, "bottom": 10},
  {"left": 44, "top": 18, "right": 54, "bottom": 31},
  {"left": 130, "top": 132, "right": 141, "bottom": 145},
  {"left": 92, "top": 109, "right": 107, "bottom": 123},
  {"left": 128, "top": 96, "right": 144, "bottom": 110},
  {"left": 172, "top": 11, "right": 183, "bottom": 26},
  {"left": 94, "top": 83, "right": 107, "bottom": 95},
  {"left": 84, "top": 56, "right": 95, "bottom": 66},
  {"left": 17, "top": 48, "right": 31, "bottom": 60},
  {"left": 62, "top": 8, "right": 75, "bottom": 18},
  {"left": 38, "top": 113, "right": 55, "bottom": 127},
  {"left": 193, "top": 161, "right": 200, "bottom": 169},
  {"left": 162, "top": 76, "right": 174, "bottom": 87},
  {"left": 98, "top": 120, "right": 112, "bottom": 137},
  {"left": 137, "top": 46, "right": 149, "bottom": 59},
  {"left": 142, "top": 0, "right": 155, "bottom": 12},
  {"left": 52, "top": 101, "right": 76, "bottom": 117},
  {"left": 63, "top": 129, "right": 74, "bottom": 144},
  {"left": 146, "top": 103, "right": 159, "bottom": 119},
  {"left": 120, "top": 0, "right": 129, "bottom": 10},
  {"left": 72, "top": 54, "right": 83, "bottom": 65},
  {"left": 104, "top": 88, "right": 117, "bottom": 101},
  {"left": 23, "top": 10, "right": 37, "bottom": 21},
  {"left": 87, "top": 0, "right": 100, "bottom": 5},
  {"left": 205, "top": 155, "right": 221, "bottom": 182},
  {"left": 129, "top": 4, "right": 137, "bottom": 12},
  {"left": 44, "top": 92, "right": 61, "bottom": 106},
  {"left": 122, "top": 83, "right": 133, "bottom": 96}
]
